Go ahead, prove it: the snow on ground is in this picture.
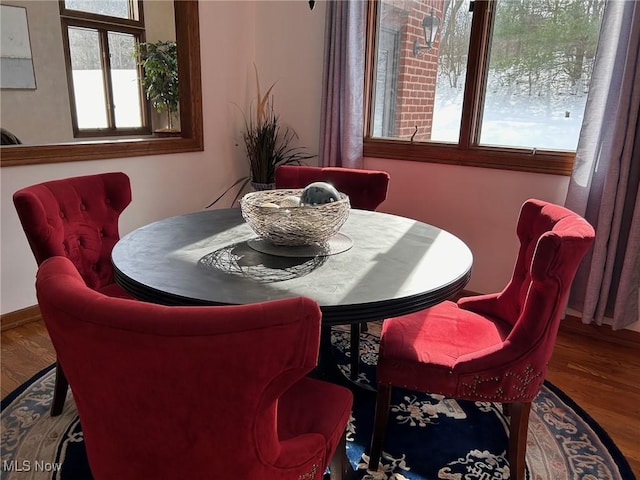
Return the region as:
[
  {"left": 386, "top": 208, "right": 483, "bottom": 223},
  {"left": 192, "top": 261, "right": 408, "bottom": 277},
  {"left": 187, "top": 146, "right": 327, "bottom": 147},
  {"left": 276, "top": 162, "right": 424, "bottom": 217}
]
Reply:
[{"left": 432, "top": 80, "right": 586, "bottom": 151}]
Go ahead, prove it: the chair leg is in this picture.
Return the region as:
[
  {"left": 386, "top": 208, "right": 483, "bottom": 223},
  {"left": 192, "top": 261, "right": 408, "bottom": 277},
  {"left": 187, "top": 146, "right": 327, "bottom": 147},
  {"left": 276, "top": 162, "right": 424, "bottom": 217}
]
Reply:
[
  {"left": 368, "top": 383, "right": 392, "bottom": 471},
  {"left": 349, "top": 323, "right": 360, "bottom": 380},
  {"left": 50, "top": 360, "right": 68, "bottom": 416},
  {"left": 328, "top": 434, "right": 353, "bottom": 480},
  {"left": 507, "top": 402, "right": 531, "bottom": 480}
]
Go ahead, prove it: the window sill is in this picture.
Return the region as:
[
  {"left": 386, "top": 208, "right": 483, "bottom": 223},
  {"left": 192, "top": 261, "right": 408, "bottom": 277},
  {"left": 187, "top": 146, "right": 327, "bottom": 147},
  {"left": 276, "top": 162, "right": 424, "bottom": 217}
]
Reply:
[
  {"left": 1, "top": 136, "right": 203, "bottom": 168},
  {"left": 364, "top": 139, "right": 574, "bottom": 176}
]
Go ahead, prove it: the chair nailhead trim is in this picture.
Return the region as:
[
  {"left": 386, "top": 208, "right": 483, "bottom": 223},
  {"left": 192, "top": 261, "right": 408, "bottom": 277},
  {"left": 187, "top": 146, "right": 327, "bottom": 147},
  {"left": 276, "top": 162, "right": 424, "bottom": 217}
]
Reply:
[
  {"left": 461, "top": 364, "right": 543, "bottom": 401},
  {"left": 298, "top": 463, "right": 318, "bottom": 479}
]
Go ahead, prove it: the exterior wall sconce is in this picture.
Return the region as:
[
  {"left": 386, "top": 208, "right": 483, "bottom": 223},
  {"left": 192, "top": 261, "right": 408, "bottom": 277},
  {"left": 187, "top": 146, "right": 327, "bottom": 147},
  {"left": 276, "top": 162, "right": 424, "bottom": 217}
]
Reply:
[
  {"left": 413, "top": 9, "right": 440, "bottom": 56},
  {"left": 309, "top": 1, "right": 315, "bottom": 10}
]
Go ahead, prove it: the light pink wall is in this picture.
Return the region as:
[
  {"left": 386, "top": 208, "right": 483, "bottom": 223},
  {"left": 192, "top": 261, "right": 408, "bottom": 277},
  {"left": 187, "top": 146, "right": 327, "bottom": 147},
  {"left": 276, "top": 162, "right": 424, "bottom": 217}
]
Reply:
[
  {"left": 253, "top": 1, "right": 326, "bottom": 165},
  {"left": 365, "top": 157, "right": 571, "bottom": 293}
]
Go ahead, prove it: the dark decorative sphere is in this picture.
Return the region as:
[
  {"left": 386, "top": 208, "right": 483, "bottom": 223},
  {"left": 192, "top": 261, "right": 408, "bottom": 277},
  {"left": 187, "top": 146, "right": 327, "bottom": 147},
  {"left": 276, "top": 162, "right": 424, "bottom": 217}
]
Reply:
[{"left": 300, "top": 182, "right": 341, "bottom": 205}]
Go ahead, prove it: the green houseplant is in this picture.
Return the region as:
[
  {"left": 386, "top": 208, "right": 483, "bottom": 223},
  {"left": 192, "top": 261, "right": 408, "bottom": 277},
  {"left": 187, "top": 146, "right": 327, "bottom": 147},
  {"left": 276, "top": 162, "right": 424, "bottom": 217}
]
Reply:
[
  {"left": 136, "top": 40, "right": 179, "bottom": 133},
  {"left": 207, "top": 66, "right": 314, "bottom": 207}
]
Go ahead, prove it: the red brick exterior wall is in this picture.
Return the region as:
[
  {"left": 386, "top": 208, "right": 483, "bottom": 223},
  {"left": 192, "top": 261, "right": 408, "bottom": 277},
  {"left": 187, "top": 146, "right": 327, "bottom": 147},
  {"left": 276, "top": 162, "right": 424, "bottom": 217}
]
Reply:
[{"left": 382, "top": 1, "right": 443, "bottom": 141}]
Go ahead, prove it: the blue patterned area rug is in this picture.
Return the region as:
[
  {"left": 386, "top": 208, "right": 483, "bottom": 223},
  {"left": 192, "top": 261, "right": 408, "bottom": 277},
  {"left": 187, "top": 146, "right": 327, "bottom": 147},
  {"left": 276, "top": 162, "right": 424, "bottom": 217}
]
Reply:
[
  {"left": 1, "top": 330, "right": 635, "bottom": 480},
  {"left": 330, "top": 331, "right": 635, "bottom": 480}
]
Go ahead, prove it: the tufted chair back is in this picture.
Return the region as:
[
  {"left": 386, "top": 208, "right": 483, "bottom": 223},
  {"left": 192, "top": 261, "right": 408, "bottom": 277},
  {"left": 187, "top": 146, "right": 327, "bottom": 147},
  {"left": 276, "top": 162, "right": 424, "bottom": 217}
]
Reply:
[
  {"left": 275, "top": 165, "right": 390, "bottom": 211},
  {"left": 13, "top": 172, "right": 131, "bottom": 290},
  {"left": 477, "top": 199, "right": 597, "bottom": 374}
]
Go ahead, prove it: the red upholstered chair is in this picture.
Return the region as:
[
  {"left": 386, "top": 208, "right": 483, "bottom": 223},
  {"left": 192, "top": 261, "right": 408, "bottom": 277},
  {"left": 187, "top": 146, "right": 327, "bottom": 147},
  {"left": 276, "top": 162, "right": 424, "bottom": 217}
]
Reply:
[
  {"left": 368, "top": 199, "right": 595, "bottom": 480},
  {"left": 276, "top": 165, "right": 390, "bottom": 380},
  {"left": 36, "top": 256, "right": 353, "bottom": 480},
  {"left": 275, "top": 165, "right": 390, "bottom": 211},
  {"left": 13, "top": 172, "right": 133, "bottom": 416}
]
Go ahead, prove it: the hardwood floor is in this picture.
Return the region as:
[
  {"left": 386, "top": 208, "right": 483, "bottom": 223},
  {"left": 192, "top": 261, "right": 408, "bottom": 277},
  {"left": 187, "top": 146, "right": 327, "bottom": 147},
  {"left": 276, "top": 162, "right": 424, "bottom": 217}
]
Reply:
[
  {"left": 2, "top": 318, "right": 639, "bottom": 477},
  {"left": 1, "top": 320, "right": 56, "bottom": 397}
]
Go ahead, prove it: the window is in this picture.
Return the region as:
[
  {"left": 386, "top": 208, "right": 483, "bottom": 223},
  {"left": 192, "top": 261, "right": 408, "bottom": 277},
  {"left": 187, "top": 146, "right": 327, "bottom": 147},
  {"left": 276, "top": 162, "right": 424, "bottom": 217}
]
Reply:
[
  {"left": 365, "top": 0, "right": 605, "bottom": 175},
  {"left": 60, "top": 0, "right": 150, "bottom": 137}
]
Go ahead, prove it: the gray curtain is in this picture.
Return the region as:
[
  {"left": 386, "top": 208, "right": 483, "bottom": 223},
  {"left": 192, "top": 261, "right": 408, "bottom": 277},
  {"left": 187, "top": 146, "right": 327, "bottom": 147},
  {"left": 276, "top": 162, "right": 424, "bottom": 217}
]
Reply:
[
  {"left": 565, "top": 0, "right": 640, "bottom": 330},
  {"left": 319, "top": 0, "right": 366, "bottom": 168}
]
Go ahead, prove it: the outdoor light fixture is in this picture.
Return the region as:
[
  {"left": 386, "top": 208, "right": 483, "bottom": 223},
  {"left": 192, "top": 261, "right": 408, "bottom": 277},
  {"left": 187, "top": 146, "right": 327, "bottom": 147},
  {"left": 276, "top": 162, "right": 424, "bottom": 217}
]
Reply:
[
  {"left": 309, "top": 1, "right": 315, "bottom": 10},
  {"left": 413, "top": 9, "right": 440, "bottom": 57}
]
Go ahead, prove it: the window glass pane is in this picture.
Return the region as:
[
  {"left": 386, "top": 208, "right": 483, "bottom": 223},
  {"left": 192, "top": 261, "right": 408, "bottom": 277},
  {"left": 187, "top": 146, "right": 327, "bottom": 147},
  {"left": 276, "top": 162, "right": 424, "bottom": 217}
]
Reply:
[
  {"left": 432, "top": 0, "right": 471, "bottom": 142},
  {"left": 371, "top": 0, "right": 471, "bottom": 143},
  {"left": 64, "top": 0, "right": 132, "bottom": 20},
  {"left": 480, "top": 0, "right": 604, "bottom": 150},
  {"left": 68, "top": 27, "right": 108, "bottom": 129},
  {"left": 108, "top": 32, "right": 142, "bottom": 128}
]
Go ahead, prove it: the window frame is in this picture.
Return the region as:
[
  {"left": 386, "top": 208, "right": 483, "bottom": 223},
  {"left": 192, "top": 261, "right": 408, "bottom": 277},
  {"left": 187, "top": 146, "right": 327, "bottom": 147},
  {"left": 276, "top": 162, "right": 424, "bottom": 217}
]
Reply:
[
  {"left": 59, "top": 1, "right": 151, "bottom": 138},
  {"left": 364, "top": 0, "right": 575, "bottom": 176}
]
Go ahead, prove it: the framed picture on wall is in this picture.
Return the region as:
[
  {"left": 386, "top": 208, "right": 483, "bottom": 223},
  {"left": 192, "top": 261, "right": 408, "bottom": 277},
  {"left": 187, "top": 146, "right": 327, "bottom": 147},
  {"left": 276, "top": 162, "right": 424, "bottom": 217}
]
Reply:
[{"left": 1, "top": 5, "right": 36, "bottom": 89}]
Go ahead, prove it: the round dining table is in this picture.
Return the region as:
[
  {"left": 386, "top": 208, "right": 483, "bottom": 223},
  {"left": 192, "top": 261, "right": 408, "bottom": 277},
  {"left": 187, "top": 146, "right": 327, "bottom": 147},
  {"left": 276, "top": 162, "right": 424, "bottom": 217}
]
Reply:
[{"left": 111, "top": 207, "right": 473, "bottom": 385}]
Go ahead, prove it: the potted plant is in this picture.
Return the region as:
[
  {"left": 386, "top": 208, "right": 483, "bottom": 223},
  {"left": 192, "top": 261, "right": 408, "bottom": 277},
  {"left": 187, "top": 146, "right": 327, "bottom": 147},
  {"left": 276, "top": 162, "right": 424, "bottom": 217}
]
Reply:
[
  {"left": 207, "top": 66, "right": 315, "bottom": 207},
  {"left": 135, "top": 40, "right": 179, "bottom": 134}
]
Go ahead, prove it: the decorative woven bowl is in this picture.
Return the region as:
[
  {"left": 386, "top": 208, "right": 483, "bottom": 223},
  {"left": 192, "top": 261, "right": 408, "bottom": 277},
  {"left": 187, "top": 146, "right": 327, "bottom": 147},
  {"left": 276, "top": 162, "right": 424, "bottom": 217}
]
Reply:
[{"left": 240, "top": 189, "right": 350, "bottom": 246}]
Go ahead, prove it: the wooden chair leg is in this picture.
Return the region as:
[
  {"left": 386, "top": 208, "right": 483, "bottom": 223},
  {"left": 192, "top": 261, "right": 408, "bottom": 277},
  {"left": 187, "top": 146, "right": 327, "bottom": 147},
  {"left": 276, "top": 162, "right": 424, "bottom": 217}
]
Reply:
[
  {"left": 507, "top": 401, "right": 531, "bottom": 480},
  {"left": 368, "top": 383, "right": 392, "bottom": 471},
  {"left": 349, "top": 323, "right": 360, "bottom": 380},
  {"left": 50, "top": 360, "right": 68, "bottom": 416},
  {"left": 328, "top": 433, "right": 353, "bottom": 480}
]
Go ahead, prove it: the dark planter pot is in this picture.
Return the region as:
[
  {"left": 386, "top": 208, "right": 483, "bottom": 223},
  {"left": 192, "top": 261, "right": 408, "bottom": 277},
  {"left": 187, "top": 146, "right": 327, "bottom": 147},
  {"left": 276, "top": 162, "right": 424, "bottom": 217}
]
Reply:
[{"left": 251, "top": 181, "right": 275, "bottom": 191}]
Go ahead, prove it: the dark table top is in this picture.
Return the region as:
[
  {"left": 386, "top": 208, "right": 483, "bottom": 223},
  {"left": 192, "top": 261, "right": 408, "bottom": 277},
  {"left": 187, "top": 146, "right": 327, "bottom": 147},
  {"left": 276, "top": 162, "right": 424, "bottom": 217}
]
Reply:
[{"left": 112, "top": 208, "right": 473, "bottom": 326}]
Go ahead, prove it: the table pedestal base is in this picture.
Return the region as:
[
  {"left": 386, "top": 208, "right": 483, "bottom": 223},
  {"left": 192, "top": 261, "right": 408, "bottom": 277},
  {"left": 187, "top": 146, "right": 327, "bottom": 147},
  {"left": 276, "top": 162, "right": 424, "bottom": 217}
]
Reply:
[{"left": 312, "top": 326, "right": 377, "bottom": 394}]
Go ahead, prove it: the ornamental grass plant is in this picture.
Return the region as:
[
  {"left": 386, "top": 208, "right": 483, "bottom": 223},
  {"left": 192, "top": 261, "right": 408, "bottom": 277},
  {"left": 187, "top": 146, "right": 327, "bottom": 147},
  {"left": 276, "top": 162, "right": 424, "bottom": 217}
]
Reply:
[
  {"left": 207, "top": 65, "right": 314, "bottom": 208},
  {"left": 243, "top": 96, "right": 313, "bottom": 185}
]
